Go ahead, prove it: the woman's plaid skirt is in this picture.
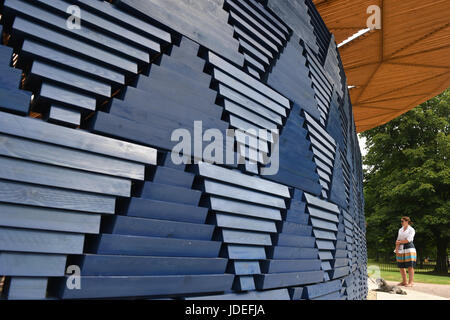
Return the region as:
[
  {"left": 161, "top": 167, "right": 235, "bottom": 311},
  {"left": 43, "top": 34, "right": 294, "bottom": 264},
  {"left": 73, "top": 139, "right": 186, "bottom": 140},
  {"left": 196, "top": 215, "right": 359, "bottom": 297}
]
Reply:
[{"left": 396, "top": 242, "right": 417, "bottom": 268}]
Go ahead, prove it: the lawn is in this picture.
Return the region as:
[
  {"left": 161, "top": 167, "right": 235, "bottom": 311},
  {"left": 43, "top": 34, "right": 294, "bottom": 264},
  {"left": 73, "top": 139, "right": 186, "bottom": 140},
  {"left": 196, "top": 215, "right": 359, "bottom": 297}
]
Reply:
[{"left": 367, "top": 260, "right": 450, "bottom": 285}]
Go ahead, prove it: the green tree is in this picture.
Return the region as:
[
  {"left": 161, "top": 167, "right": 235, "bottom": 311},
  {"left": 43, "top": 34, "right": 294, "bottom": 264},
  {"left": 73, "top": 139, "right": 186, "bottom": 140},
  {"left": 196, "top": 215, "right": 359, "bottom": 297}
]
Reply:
[{"left": 362, "top": 88, "right": 449, "bottom": 273}]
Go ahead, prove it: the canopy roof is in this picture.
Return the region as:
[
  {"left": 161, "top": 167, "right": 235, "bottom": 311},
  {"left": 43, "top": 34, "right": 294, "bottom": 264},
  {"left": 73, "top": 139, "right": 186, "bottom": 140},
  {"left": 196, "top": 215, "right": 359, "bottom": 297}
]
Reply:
[{"left": 313, "top": 0, "right": 450, "bottom": 132}]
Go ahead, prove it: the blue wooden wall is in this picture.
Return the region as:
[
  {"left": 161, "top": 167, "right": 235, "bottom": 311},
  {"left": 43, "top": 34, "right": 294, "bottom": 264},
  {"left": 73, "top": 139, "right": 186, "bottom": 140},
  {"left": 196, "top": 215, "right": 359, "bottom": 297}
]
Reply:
[{"left": 0, "top": 0, "right": 367, "bottom": 300}]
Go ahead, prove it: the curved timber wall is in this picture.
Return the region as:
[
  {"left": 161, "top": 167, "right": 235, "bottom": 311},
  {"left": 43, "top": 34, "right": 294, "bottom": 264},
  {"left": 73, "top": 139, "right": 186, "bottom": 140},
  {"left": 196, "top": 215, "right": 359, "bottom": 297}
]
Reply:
[{"left": 0, "top": 0, "right": 367, "bottom": 300}]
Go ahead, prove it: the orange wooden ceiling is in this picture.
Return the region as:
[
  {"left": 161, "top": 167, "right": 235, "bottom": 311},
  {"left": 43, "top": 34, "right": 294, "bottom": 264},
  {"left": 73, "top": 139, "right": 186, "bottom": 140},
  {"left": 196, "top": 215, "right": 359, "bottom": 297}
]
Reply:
[{"left": 313, "top": 0, "right": 450, "bottom": 132}]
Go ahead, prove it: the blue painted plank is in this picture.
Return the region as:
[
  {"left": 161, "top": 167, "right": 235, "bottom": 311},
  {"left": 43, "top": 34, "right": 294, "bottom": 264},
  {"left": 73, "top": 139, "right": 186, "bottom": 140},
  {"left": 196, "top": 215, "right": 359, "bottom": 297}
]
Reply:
[
  {"left": 0, "top": 203, "right": 101, "bottom": 234},
  {"left": 0, "top": 179, "right": 116, "bottom": 213},
  {"left": 0, "top": 45, "right": 14, "bottom": 61},
  {"left": 76, "top": 0, "right": 171, "bottom": 43},
  {"left": 57, "top": 274, "right": 235, "bottom": 299},
  {"left": 275, "top": 234, "right": 315, "bottom": 248},
  {"left": 316, "top": 240, "right": 335, "bottom": 250},
  {"left": 0, "top": 252, "right": 66, "bottom": 276},
  {"left": 335, "top": 249, "right": 347, "bottom": 258},
  {"left": 268, "top": 246, "right": 318, "bottom": 260},
  {"left": 208, "top": 52, "right": 289, "bottom": 107},
  {"left": 220, "top": 228, "right": 272, "bottom": 246},
  {"left": 312, "top": 291, "right": 341, "bottom": 300},
  {"left": 332, "top": 266, "right": 350, "bottom": 279},
  {"left": 0, "top": 227, "right": 84, "bottom": 254},
  {"left": 106, "top": 216, "right": 214, "bottom": 240},
  {"left": 334, "top": 258, "right": 349, "bottom": 268},
  {"left": 7, "top": 277, "right": 48, "bottom": 300},
  {"left": 213, "top": 69, "right": 286, "bottom": 116},
  {"left": 305, "top": 192, "right": 340, "bottom": 214},
  {"left": 48, "top": 105, "right": 81, "bottom": 128},
  {"left": 262, "top": 166, "right": 321, "bottom": 196},
  {"left": 204, "top": 179, "right": 286, "bottom": 209},
  {"left": 278, "top": 221, "right": 312, "bottom": 236},
  {"left": 0, "top": 156, "right": 131, "bottom": 197},
  {"left": 310, "top": 217, "right": 338, "bottom": 232},
  {"left": 126, "top": 198, "right": 208, "bottom": 224},
  {"left": 118, "top": 0, "right": 243, "bottom": 66},
  {"left": 38, "top": 82, "right": 97, "bottom": 111},
  {"left": 20, "top": 40, "right": 125, "bottom": 84},
  {"left": 198, "top": 160, "right": 290, "bottom": 198},
  {"left": 30, "top": 60, "right": 111, "bottom": 97},
  {"left": 0, "top": 111, "right": 157, "bottom": 164},
  {"left": 285, "top": 211, "right": 309, "bottom": 225},
  {"left": 219, "top": 86, "right": 282, "bottom": 126},
  {"left": 209, "top": 197, "right": 282, "bottom": 221},
  {"left": 152, "top": 166, "right": 194, "bottom": 188},
  {"left": 111, "top": 86, "right": 226, "bottom": 131},
  {"left": 0, "top": 63, "right": 22, "bottom": 90},
  {"left": 78, "top": 254, "right": 227, "bottom": 276},
  {"left": 318, "top": 251, "right": 334, "bottom": 260},
  {"left": 94, "top": 234, "right": 221, "bottom": 257},
  {"left": 307, "top": 206, "right": 339, "bottom": 223},
  {"left": 34, "top": 0, "right": 160, "bottom": 52},
  {"left": 141, "top": 182, "right": 201, "bottom": 205},
  {"left": 231, "top": 260, "right": 261, "bottom": 275},
  {"left": 260, "top": 259, "right": 321, "bottom": 273},
  {"left": 6, "top": 0, "right": 152, "bottom": 61},
  {"left": 313, "top": 229, "right": 337, "bottom": 240},
  {"left": 11, "top": 17, "right": 137, "bottom": 73},
  {"left": 226, "top": 0, "right": 284, "bottom": 46},
  {"left": 187, "top": 288, "right": 290, "bottom": 300},
  {"left": 0, "top": 86, "right": 31, "bottom": 115},
  {"left": 302, "top": 279, "right": 341, "bottom": 299},
  {"left": 233, "top": 275, "right": 255, "bottom": 291},
  {"left": 213, "top": 213, "right": 276, "bottom": 233},
  {"left": 289, "top": 287, "right": 305, "bottom": 300},
  {"left": 255, "top": 270, "right": 324, "bottom": 290},
  {"left": 0, "top": 133, "right": 145, "bottom": 180},
  {"left": 225, "top": 244, "right": 266, "bottom": 260}
]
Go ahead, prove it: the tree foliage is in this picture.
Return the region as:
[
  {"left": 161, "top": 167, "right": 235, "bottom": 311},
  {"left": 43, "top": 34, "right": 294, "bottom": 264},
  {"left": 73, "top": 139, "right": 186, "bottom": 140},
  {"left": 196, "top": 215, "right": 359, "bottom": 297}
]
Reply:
[{"left": 361, "top": 88, "right": 449, "bottom": 273}]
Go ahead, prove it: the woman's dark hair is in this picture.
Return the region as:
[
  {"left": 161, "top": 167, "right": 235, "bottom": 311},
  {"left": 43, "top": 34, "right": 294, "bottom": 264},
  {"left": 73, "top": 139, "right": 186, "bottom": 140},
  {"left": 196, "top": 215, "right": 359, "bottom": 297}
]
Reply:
[{"left": 401, "top": 216, "right": 413, "bottom": 225}]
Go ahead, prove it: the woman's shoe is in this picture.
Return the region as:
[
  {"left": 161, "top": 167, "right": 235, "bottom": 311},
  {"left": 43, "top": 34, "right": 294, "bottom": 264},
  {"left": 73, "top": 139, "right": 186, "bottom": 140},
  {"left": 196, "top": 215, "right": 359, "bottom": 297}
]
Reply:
[
  {"left": 397, "top": 282, "right": 407, "bottom": 286},
  {"left": 405, "top": 283, "right": 414, "bottom": 287}
]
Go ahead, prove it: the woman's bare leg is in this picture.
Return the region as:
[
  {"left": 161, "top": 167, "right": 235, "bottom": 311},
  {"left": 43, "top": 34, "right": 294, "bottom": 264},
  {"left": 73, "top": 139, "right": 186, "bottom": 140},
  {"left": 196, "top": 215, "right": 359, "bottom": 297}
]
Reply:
[
  {"left": 406, "top": 267, "right": 414, "bottom": 286},
  {"left": 398, "top": 268, "right": 407, "bottom": 285}
]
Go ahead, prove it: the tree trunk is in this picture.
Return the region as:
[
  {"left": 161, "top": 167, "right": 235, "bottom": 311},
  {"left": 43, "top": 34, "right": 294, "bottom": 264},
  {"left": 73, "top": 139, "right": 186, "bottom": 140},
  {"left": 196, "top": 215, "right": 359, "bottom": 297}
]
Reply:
[{"left": 434, "top": 240, "right": 448, "bottom": 274}]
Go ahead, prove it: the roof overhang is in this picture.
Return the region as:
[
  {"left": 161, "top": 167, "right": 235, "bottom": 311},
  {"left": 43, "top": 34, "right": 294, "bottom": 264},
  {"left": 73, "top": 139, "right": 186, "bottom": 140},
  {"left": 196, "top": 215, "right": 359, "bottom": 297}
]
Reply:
[{"left": 314, "top": 0, "right": 450, "bottom": 132}]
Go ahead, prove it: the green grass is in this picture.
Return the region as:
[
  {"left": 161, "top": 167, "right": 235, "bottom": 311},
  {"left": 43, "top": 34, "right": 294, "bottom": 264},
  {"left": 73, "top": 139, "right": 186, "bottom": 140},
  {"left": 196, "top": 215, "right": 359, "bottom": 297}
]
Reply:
[{"left": 367, "top": 259, "right": 450, "bottom": 285}]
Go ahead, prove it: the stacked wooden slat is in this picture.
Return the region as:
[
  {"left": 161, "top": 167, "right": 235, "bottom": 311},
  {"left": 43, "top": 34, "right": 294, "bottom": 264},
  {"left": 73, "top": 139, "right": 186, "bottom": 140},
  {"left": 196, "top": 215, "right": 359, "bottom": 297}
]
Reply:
[
  {"left": 304, "top": 46, "right": 334, "bottom": 125},
  {"left": 260, "top": 189, "right": 323, "bottom": 291},
  {"left": 0, "top": 111, "right": 156, "bottom": 299},
  {"left": 223, "top": 0, "right": 290, "bottom": 78},
  {"left": 3, "top": 0, "right": 170, "bottom": 127},
  {"left": 304, "top": 112, "right": 337, "bottom": 199},
  {"left": 0, "top": 45, "right": 31, "bottom": 115},
  {"left": 304, "top": 0, "right": 332, "bottom": 65},
  {"left": 195, "top": 162, "right": 298, "bottom": 292},
  {"left": 262, "top": 103, "right": 322, "bottom": 195},
  {"left": 304, "top": 193, "right": 350, "bottom": 282},
  {"left": 263, "top": 0, "right": 319, "bottom": 54},
  {"left": 92, "top": 37, "right": 230, "bottom": 159},
  {"left": 206, "top": 50, "right": 291, "bottom": 173},
  {"left": 54, "top": 153, "right": 234, "bottom": 299},
  {"left": 266, "top": 35, "right": 321, "bottom": 121}
]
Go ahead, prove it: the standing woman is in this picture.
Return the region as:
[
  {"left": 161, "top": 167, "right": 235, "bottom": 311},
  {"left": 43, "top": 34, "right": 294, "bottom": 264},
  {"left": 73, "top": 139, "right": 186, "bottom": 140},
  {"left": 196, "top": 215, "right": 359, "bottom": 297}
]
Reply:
[{"left": 395, "top": 217, "right": 416, "bottom": 287}]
